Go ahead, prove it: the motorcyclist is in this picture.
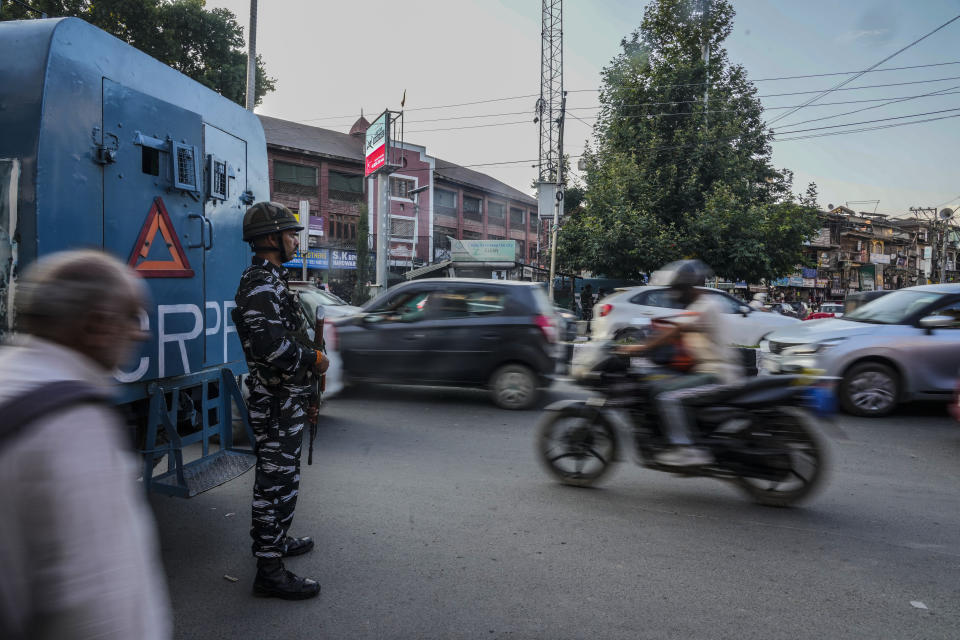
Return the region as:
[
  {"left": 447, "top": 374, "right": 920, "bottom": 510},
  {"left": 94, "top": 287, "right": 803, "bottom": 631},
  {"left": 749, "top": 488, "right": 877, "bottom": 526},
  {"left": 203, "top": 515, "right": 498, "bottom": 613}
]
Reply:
[
  {"left": 748, "top": 292, "right": 769, "bottom": 312},
  {"left": 618, "top": 260, "right": 744, "bottom": 466}
]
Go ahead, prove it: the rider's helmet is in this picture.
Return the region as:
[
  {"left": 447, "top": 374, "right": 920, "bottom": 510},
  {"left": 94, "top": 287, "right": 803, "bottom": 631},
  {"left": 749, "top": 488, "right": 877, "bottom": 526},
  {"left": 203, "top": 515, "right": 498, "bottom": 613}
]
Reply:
[
  {"left": 649, "top": 259, "right": 713, "bottom": 289},
  {"left": 242, "top": 201, "right": 303, "bottom": 242}
]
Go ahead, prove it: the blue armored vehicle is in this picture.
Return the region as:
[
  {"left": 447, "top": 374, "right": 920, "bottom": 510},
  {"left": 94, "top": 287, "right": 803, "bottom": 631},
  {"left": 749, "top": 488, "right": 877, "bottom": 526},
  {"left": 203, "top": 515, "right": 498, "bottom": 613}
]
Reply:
[{"left": 0, "top": 18, "right": 268, "bottom": 496}]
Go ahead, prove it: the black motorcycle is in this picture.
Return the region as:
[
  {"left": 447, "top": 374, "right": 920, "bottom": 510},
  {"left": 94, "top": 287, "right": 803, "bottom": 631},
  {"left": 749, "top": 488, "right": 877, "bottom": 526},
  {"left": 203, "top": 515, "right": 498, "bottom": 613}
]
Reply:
[{"left": 537, "top": 345, "right": 836, "bottom": 507}]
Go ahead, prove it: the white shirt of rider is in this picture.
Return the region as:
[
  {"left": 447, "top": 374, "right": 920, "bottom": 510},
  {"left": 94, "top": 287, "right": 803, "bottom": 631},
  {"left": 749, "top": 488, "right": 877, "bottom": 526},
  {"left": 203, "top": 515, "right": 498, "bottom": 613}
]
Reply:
[{"left": 674, "top": 294, "right": 743, "bottom": 385}]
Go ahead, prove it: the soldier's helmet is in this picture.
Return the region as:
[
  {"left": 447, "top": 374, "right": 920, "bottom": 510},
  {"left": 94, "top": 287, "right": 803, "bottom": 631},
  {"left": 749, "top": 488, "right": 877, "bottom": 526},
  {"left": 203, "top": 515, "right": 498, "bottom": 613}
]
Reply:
[{"left": 242, "top": 202, "right": 304, "bottom": 242}]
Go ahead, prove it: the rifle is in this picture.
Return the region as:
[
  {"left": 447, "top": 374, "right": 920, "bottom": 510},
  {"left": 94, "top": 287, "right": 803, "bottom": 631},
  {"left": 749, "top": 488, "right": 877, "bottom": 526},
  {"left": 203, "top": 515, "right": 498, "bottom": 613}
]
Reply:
[{"left": 307, "top": 306, "right": 326, "bottom": 466}]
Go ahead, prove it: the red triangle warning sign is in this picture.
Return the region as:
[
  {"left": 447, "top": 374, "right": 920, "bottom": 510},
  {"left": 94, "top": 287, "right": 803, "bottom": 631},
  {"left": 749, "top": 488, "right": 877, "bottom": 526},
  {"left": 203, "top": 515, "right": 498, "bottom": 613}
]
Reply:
[{"left": 127, "top": 197, "right": 195, "bottom": 278}]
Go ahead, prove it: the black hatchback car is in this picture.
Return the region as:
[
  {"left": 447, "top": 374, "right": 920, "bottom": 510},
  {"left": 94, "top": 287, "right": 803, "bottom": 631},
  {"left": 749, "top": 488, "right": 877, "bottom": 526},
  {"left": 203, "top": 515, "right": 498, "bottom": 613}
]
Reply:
[{"left": 329, "top": 278, "right": 561, "bottom": 409}]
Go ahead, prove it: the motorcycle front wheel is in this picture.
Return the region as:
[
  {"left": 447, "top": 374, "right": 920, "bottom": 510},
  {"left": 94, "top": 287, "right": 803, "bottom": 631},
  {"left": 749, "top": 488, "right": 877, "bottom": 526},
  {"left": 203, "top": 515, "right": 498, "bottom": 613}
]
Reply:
[
  {"left": 734, "top": 407, "right": 828, "bottom": 507},
  {"left": 536, "top": 406, "right": 619, "bottom": 487}
]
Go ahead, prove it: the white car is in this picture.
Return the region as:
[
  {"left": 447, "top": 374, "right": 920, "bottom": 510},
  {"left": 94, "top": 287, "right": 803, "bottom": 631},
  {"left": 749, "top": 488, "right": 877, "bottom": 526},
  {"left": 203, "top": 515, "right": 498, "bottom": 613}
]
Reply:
[{"left": 591, "top": 286, "right": 801, "bottom": 346}]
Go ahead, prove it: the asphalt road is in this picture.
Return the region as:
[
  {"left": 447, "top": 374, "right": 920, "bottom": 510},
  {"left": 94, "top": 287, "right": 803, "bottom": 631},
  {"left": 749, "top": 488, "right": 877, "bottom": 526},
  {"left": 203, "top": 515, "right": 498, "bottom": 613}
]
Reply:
[{"left": 153, "top": 382, "right": 960, "bottom": 640}]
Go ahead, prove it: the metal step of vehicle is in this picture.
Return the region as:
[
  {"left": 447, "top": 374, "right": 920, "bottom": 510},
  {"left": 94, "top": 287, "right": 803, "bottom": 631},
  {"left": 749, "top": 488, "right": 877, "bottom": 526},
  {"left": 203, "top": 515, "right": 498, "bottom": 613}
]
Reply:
[{"left": 152, "top": 449, "right": 256, "bottom": 498}]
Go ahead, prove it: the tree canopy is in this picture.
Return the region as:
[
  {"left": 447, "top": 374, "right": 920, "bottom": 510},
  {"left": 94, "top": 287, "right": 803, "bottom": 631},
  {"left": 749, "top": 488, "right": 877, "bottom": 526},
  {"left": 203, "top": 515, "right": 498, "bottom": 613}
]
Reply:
[
  {"left": 558, "top": 0, "right": 819, "bottom": 282},
  {"left": 1, "top": 0, "right": 275, "bottom": 106}
]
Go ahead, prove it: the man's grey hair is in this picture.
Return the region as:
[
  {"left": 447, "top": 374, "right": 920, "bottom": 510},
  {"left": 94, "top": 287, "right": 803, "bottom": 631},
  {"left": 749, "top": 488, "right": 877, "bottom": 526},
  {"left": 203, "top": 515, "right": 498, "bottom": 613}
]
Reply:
[{"left": 16, "top": 250, "right": 145, "bottom": 337}]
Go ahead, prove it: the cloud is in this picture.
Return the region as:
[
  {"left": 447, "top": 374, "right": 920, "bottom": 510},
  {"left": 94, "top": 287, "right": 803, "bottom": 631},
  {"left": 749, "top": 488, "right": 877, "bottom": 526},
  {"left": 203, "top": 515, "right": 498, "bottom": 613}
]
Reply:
[{"left": 836, "top": 28, "right": 891, "bottom": 44}]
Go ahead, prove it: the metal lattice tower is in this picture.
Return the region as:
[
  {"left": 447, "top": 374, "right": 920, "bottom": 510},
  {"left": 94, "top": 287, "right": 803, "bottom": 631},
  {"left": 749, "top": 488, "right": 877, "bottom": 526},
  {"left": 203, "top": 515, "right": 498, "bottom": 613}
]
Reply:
[{"left": 537, "top": 0, "right": 563, "bottom": 184}]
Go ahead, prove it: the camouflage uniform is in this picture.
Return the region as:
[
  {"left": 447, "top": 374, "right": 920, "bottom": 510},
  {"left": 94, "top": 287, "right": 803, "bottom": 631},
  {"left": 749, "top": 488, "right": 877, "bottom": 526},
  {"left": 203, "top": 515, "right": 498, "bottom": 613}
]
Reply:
[{"left": 233, "top": 258, "right": 318, "bottom": 560}]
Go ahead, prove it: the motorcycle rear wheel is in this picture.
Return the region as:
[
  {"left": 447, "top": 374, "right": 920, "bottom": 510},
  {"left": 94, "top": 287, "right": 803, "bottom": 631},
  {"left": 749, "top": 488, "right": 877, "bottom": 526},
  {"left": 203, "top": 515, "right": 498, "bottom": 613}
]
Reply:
[
  {"left": 536, "top": 407, "right": 619, "bottom": 487},
  {"left": 734, "top": 407, "right": 828, "bottom": 507}
]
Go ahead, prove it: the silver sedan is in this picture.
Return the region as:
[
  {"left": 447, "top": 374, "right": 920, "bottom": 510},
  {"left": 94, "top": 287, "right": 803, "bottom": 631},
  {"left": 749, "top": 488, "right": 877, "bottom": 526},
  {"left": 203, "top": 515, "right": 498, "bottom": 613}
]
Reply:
[{"left": 759, "top": 284, "right": 960, "bottom": 416}]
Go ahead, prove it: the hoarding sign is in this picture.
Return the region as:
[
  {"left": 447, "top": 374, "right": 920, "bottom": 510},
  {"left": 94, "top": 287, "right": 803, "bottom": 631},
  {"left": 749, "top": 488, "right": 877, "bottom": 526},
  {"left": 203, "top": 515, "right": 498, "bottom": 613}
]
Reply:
[
  {"left": 870, "top": 253, "right": 891, "bottom": 264},
  {"left": 801, "top": 267, "right": 818, "bottom": 279},
  {"left": 365, "top": 112, "right": 388, "bottom": 176},
  {"left": 449, "top": 237, "right": 517, "bottom": 262},
  {"left": 284, "top": 248, "right": 361, "bottom": 270}
]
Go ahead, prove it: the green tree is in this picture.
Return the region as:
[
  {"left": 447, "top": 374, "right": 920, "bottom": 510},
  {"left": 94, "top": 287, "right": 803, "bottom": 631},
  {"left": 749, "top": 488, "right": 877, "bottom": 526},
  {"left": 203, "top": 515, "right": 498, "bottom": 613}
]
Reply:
[
  {"left": 562, "top": 0, "right": 816, "bottom": 280},
  {"left": 1, "top": 0, "right": 275, "bottom": 106},
  {"left": 352, "top": 204, "right": 371, "bottom": 305}
]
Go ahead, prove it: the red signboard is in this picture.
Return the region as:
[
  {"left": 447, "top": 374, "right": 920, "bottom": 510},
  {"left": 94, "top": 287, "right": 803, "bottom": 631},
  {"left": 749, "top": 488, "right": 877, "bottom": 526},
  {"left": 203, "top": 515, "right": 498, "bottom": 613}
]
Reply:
[{"left": 364, "top": 112, "right": 388, "bottom": 177}]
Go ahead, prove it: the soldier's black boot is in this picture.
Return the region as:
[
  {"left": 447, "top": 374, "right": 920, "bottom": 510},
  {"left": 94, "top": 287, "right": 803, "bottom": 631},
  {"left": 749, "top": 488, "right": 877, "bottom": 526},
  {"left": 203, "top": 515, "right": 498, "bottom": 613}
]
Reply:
[
  {"left": 282, "top": 535, "right": 315, "bottom": 557},
  {"left": 253, "top": 559, "right": 320, "bottom": 600}
]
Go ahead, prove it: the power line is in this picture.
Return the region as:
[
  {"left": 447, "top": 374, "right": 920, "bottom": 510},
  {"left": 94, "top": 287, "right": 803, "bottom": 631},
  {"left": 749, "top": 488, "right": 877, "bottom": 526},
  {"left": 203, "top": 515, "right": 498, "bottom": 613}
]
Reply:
[
  {"left": 767, "top": 13, "right": 960, "bottom": 126},
  {"left": 774, "top": 107, "right": 960, "bottom": 136},
  {"left": 778, "top": 84, "right": 960, "bottom": 129},
  {"left": 297, "top": 59, "right": 960, "bottom": 125},
  {"left": 308, "top": 87, "right": 960, "bottom": 135}
]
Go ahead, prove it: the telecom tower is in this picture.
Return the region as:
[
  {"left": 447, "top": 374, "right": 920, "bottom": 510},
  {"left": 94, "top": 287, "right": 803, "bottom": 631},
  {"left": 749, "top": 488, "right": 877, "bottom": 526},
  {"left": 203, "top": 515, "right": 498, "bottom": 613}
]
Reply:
[{"left": 537, "top": 0, "right": 565, "bottom": 299}]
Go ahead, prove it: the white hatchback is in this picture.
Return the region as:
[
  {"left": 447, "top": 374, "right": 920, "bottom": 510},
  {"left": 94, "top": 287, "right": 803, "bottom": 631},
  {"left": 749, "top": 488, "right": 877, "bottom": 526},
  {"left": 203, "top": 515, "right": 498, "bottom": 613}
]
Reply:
[{"left": 591, "top": 286, "right": 801, "bottom": 346}]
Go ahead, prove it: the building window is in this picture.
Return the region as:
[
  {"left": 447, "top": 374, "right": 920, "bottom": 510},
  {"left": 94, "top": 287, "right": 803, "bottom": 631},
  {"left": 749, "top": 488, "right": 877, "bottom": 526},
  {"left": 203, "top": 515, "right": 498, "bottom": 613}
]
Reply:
[
  {"left": 462, "top": 229, "right": 482, "bottom": 240},
  {"left": 487, "top": 234, "right": 505, "bottom": 240},
  {"left": 390, "top": 177, "right": 416, "bottom": 199},
  {"left": 328, "top": 214, "right": 357, "bottom": 241},
  {"left": 274, "top": 161, "right": 317, "bottom": 196},
  {"left": 463, "top": 196, "right": 482, "bottom": 221},
  {"left": 510, "top": 207, "right": 525, "bottom": 230},
  {"left": 517, "top": 239, "right": 525, "bottom": 260},
  {"left": 488, "top": 201, "right": 505, "bottom": 222},
  {"left": 434, "top": 226, "right": 456, "bottom": 251},
  {"left": 435, "top": 188, "right": 457, "bottom": 216},
  {"left": 328, "top": 170, "right": 363, "bottom": 202}
]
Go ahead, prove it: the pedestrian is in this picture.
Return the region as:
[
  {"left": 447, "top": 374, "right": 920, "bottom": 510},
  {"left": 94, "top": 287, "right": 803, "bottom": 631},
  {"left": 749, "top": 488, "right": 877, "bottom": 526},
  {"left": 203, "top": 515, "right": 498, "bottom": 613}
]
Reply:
[
  {"left": 581, "top": 284, "right": 595, "bottom": 332},
  {"left": 233, "top": 202, "right": 328, "bottom": 600},
  {"left": 0, "top": 250, "right": 170, "bottom": 640}
]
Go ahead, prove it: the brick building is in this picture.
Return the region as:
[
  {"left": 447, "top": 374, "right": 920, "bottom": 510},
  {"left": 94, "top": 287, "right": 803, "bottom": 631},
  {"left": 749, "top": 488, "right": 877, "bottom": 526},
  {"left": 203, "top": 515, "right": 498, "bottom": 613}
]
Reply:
[{"left": 258, "top": 115, "right": 542, "bottom": 296}]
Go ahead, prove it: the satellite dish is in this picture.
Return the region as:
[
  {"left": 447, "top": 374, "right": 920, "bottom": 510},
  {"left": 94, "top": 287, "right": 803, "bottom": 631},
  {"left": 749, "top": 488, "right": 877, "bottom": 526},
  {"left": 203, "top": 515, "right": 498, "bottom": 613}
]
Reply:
[
  {"left": 827, "top": 204, "right": 834, "bottom": 210},
  {"left": 940, "top": 208, "right": 954, "bottom": 220}
]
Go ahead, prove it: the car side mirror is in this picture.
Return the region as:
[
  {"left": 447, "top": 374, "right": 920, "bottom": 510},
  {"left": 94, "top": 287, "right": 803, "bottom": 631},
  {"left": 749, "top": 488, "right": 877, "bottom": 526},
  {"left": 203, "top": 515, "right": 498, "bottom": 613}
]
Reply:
[
  {"left": 919, "top": 314, "right": 955, "bottom": 333},
  {"left": 362, "top": 313, "right": 384, "bottom": 326},
  {"left": 315, "top": 306, "right": 325, "bottom": 329}
]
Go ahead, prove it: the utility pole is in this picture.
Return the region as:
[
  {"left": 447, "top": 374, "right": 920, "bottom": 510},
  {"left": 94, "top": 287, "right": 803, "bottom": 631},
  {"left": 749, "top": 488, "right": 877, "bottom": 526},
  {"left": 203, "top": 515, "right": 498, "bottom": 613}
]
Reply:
[
  {"left": 940, "top": 208, "right": 954, "bottom": 283},
  {"left": 537, "top": 0, "right": 564, "bottom": 300},
  {"left": 245, "top": 0, "right": 258, "bottom": 111},
  {"left": 700, "top": 0, "right": 711, "bottom": 132}
]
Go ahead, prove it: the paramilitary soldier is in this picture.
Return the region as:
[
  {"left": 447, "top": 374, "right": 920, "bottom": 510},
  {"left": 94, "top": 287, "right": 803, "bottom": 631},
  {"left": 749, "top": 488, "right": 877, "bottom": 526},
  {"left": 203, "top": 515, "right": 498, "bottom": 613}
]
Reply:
[{"left": 233, "top": 202, "right": 329, "bottom": 600}]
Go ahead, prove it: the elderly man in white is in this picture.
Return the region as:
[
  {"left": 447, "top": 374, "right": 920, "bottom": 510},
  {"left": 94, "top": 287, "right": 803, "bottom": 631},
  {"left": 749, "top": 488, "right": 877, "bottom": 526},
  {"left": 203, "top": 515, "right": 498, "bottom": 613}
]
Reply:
[{"left": 0, "top": 250, "right": 171, "bottom": 640}]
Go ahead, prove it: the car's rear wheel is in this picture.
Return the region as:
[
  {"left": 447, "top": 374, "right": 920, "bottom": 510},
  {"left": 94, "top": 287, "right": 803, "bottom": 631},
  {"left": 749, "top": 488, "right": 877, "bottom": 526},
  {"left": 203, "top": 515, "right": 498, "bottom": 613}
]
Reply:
[
  {"left": 490, "top": 364, "right": 539, "bottom": 410},
  {"left": 840, "top": 361, "right": 899, "bottom": 417}
]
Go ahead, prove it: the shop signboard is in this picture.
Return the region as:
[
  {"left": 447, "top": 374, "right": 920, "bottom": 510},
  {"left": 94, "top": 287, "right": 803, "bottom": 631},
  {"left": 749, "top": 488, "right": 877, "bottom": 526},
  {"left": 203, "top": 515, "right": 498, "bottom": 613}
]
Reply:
[
  {"left": 330, "top": 249, "right": 357, "bottom": 269},
  {"left": 870, "top": 253, "right": 891, "bottom": 264},
  {"left": 749, "top": 285, "right": 766, "bottom": 293},
  {"left": 284, "top": 248, "right": 328, "bottom": 270},
  {"left": 788, "top": 276, "right": 804, "bottom": 287},
  {"left": 284, "top": 248, "right": 361, "bottom": 270},
  {"left": 802, "top": 278, "right": 816, "bottom": 288},
  {"left": 364, "top": 112, "right": 389, "bottom": 176},
  {"left": 449, "top": 237, "right": 517, "bottom": 262},
  {"left": 772, "top": 277, "right": 790, "bottom": 287},
  {"left": 801, "top": 267, "right": 818, "bottom": 279},
  {"left": 816, "top": 278, "right": 829, "bottom": 288},
  {"left": 808, "top": 228, "right": 832, "bottom": 247}
]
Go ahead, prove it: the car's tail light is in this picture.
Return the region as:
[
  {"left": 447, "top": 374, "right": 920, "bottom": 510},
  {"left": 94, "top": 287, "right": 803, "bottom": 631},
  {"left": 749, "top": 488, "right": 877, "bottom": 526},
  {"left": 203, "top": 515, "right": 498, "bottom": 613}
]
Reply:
[
  {"left": 534, "top": 314, "right": 558, "bottom": 343},
  {"left": 324, "top": 322, "right": 338, "bottom": 351},
  {"left": 599, "top": 304, "right": 613, "bottom": 317}
]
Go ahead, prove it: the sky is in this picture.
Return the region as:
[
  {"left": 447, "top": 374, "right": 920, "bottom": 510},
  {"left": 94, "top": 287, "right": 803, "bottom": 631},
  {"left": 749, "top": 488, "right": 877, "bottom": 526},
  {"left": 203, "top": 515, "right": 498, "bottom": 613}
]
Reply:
[{"left": 207, "top": 0, "right": 960, "bottom": 216}]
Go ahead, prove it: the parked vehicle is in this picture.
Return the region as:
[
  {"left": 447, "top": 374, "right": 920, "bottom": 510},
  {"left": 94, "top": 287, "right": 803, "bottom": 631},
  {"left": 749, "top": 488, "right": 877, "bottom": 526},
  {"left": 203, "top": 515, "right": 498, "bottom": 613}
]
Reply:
[
  {"left": 0, "top": 18, "right": 270, "bottom": 497},
  {"left": 843, "top": 289, "right": 892, "bottom": 315},
  {"left": 760, "top": 284, "right": 960, "bottom": 417},
  {"left": 537, "top": 342, "right": 834, "bottom": 507},
  {"left": 330, "top": 278, "right": 560, "bottom": 409},
  {"left": 805, "top": 302, "right": 844, "bottom": 320},
  {"left": 592, "top": 286, "right": 800, "bottom": 346},
  {"left": 765, "top": 303, "right": 799, "bottom": 318}
]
